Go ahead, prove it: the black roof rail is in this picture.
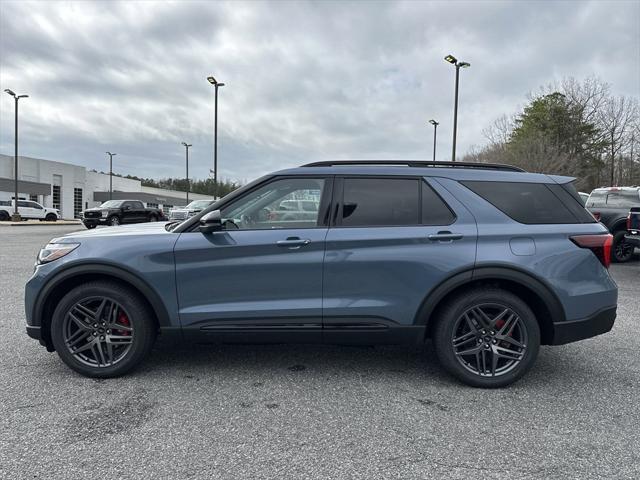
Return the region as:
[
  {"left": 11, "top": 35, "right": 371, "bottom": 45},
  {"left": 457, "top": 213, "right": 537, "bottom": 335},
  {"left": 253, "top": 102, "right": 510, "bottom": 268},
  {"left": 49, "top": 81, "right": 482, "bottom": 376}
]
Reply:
[{"left": 301, "top": 160, "right": 526, "bottom": 172}]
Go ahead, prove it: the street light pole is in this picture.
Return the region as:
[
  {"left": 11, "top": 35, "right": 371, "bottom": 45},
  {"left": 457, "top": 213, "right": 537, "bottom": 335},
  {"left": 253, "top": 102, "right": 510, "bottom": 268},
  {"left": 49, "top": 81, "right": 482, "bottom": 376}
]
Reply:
[
  {"left": 106, "top": 152, "right": 116, "bottom": 200},
  {"left": 428, "top": 119, "right": 439, "bottom": 162},
  {"left": 444, "top": 54, "right": 470, "bottom": 162},
  {"left": 4, "top": 89, "right": 28, "bottom": 221},
  {"left": 182, "top": 142, "right": 192, "bottom": 203},
  {"left": 207, "top": 76, "right": 225, "bottom": 189}
]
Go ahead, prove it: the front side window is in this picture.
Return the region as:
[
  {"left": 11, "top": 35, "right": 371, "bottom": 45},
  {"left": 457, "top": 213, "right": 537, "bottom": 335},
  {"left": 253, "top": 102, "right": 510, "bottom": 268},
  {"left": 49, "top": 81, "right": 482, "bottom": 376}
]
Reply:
[
  {"left": 220, "top": 178, "right": 325, "bottom": 230},
  {"left": 341, "top": 178, "right": 420, "bottom": 227}
]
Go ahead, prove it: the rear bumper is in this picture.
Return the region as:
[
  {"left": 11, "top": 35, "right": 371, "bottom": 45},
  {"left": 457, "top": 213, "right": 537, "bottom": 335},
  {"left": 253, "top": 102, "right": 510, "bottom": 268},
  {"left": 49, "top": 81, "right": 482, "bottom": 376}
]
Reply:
[
  {"left": 625, "top": 233, "right": 640, "bottom": 248},
  {"left": 551, "top": 306, "right": 616, "bottom": 345}
]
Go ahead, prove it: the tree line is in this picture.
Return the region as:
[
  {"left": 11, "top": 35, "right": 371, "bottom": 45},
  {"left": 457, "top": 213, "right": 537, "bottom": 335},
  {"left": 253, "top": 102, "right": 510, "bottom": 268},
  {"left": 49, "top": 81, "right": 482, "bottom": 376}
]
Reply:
[{"left": 462, "top": 77, "right": 639, "bottom": 191}]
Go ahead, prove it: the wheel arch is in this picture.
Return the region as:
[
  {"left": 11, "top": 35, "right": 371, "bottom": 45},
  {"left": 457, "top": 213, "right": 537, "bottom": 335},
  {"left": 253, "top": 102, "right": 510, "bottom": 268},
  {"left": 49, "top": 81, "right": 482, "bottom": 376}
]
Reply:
[
  {"left": 35, "top": 264, "right": 172, "bottom": 350},
  {"left": 415, "top": 266, "right": 565, "bottom": 345},
  {"left": 610, "top": 218, "right": 629, "bottom": 233}
]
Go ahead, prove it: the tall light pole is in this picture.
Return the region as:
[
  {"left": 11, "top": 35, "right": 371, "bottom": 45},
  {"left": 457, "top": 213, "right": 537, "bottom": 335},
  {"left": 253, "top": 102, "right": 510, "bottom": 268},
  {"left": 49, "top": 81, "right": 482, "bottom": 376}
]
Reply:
[
  {"left": 444, "top": 54, "right": 470, "bottom": 162},
  {"left": 106, "top": 152, "right": 116, "bottom": 200},
  {"left": 207, "top": 76, "right": 225, "bottom": 189},
  {"left": 428, "top": 119, "right": 439, "bottom": 162},
  {"left": 181, "top": 142, "right": 192, "bottom": 203},
  {"left": 4, "top": 89, "right": 28, "bottom": 221}
]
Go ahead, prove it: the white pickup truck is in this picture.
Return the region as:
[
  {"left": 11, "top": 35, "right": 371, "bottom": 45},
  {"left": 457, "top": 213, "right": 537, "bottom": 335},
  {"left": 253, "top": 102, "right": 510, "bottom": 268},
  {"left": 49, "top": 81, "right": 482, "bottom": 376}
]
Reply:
[{"left": 0, "top": 200, "right": 60, "bottom": 221}]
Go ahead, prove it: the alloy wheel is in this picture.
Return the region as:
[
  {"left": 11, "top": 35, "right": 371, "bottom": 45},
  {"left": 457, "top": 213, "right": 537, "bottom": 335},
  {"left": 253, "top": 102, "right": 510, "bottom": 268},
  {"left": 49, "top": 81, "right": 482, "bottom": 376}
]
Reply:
[
  {"left": 62, "top": 297, "right": 134, "bottom": 367},
  {"left": 614, "top": 239, "right": 634, "bottom": 262},
  {"left": 110, "top": 216, "right": 120, "bottom": 226},
  {"left": 451, "top": 303, "right": 528, "bottom": 377}
]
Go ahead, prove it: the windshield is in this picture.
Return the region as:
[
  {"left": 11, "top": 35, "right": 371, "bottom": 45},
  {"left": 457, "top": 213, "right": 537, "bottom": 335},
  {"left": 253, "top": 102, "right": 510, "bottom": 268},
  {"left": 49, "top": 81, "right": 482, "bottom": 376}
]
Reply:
[
  {"left": 186, "top": 200, "right": 213, "bottom": 209},
  {"left": 99, "top": 200, "right": 124, "bottom": 208}
]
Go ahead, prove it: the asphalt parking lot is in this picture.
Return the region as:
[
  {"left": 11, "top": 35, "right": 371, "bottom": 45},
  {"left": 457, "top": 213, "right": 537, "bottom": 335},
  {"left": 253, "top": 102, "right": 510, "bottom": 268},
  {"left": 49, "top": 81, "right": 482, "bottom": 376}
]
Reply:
[{"left": 0, "top": 225, "right": 638, "bottom": 480}]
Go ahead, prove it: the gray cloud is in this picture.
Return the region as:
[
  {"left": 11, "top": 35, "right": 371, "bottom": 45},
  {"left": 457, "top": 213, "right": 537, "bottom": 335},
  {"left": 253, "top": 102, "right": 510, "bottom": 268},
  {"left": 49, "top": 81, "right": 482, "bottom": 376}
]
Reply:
[{"left": 1, "top": 0, "right": 638, "bottom": 182}]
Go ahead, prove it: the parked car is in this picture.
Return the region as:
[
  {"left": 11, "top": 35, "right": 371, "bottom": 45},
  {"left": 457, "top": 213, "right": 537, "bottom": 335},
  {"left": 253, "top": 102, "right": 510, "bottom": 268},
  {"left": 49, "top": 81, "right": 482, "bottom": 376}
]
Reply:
[
  {"left": 81, "top": 200, "right": 164, "bottom": 228},
  {"left": 168, "top": 199, "right": 216, "bottom": 221},
  {"left": 625, "top": 206, "right": 640, "bottom": 250},
  {"left": 585, "top": 186, "right": 640, "bottom": 262},
  {"left": 25, "top": 160, "right": 617, "bottom": 388},
  {"left": 578, "top": 192, "right": 589, "bottom": 205},
  {"left": 0, "top": 200, "right": 60, "bottom": 221}
]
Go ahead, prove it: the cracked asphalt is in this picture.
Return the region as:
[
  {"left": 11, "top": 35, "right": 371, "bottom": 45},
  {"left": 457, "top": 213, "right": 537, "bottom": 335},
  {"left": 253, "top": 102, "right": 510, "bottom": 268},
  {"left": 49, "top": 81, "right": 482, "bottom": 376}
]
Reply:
[{"left": 1, "top": 225, "right": 639, "bottom": 479}]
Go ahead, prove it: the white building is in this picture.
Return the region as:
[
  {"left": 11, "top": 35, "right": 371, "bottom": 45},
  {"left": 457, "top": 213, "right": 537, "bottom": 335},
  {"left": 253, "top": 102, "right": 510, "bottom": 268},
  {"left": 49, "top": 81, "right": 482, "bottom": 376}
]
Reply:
[{"left": 0, "top": 154, "right": 216, "bottom": 219}]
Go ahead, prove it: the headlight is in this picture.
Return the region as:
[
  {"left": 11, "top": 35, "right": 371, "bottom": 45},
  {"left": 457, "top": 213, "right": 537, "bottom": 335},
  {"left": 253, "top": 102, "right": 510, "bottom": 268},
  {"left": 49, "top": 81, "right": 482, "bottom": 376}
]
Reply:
[
  {"left": 101, "top": 211, "right": 108, "bottom": 218},
  {"left": 37, "top": 243, "right": 80, "bottom": 264}
]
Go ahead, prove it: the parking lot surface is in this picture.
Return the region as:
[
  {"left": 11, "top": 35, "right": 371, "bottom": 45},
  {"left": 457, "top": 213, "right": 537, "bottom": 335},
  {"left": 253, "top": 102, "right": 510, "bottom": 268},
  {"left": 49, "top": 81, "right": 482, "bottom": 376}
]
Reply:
[{"left": 0, "top": 225, "right": 638, "bottom": 479}]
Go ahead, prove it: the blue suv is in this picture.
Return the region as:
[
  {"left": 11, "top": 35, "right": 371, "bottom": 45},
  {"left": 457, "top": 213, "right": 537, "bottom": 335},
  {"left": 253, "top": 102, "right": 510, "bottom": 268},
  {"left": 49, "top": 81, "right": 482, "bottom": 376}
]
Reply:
[{"left": 25, "top": 161, "right": 617, "bottom": 387}]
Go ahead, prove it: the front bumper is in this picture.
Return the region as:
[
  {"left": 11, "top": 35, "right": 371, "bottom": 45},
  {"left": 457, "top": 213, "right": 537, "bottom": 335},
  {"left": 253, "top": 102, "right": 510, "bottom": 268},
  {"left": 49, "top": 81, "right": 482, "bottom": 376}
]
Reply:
[{"left": 551, "top": 306, "right": 616, "bottom": 345}]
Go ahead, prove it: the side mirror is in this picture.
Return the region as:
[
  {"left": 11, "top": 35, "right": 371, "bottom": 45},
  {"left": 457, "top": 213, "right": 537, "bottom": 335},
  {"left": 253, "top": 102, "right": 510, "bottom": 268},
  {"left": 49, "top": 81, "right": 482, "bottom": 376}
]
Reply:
[{"left": 199, "top": 210, "right": 223, "bottom": 233}]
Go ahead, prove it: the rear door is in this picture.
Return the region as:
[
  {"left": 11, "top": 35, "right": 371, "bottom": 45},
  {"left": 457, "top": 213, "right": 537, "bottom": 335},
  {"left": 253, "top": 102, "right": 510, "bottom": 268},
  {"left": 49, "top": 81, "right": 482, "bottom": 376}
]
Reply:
[
  {"left": 17, "top": 201, "right": 36, "bottom": 219},
  {"left": 322, "top": 176, "right": 477, "bottom": 344}
]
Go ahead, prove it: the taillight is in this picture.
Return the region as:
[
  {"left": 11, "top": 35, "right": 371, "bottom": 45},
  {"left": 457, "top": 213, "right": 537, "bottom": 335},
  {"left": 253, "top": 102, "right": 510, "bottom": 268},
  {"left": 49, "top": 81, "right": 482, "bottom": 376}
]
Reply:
[
  {"left": 592, "top": 212, "right": 601, "bottom": 221},
  {"left": 570, "top": 234, "right": 613, "bottom": 269}
]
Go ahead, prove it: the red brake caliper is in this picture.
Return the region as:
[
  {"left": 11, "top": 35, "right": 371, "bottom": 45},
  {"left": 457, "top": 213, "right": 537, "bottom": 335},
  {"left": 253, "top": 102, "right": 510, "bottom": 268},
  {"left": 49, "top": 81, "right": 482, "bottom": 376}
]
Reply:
[{"left": 118, "top": 312, "right": 131, "bottom": 336}]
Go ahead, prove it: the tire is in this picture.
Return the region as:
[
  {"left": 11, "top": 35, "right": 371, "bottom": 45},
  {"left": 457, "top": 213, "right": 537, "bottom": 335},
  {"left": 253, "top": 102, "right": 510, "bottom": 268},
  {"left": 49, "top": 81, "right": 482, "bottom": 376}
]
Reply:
[
  {"left": 612, "top": 230, "right": 634, "bottom": 263},
  {"left": 45, "top": 213, "right": 57, "bottom": 222},
  {"left": 432, "top": 287, "right": 540, "bottom": 388},
  {"left": 50, "top": 281, "right": 157, "bottom": 378},
  {"left": 84, "top": 223, "right": 97, "bottom": 229},
  {"left": 149, "top": 215, "right": 157, "bottom": 222},
  {"left": 108, "top": 215, "right": 121, "bottom": 226},
  {"left": 0, "top": 211, "right": 9, "bottom": 221}
]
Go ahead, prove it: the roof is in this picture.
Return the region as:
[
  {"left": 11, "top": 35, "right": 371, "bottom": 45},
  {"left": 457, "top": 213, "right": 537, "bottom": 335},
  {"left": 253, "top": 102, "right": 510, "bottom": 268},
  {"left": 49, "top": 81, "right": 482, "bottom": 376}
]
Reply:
[{"left": 273, "top": 161, "right": 572, "bottom": 184}]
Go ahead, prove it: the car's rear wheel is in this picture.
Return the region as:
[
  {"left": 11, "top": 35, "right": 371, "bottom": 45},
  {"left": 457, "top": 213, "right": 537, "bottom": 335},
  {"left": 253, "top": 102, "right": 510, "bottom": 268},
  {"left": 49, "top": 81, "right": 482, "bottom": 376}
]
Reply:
[
  {"left": 50, "top": 281, "right": 156, "bottom": 378},
  {"left": 0, "top": 211, "right": 9, "bottom": 221},
  {"left": 612, "top": 231, "right": 634, "bottom": 263},
  {"left": 432, "top": 287, "right": 540, "bottom": 388},
  {"left": 108, "top": 215, "right": 120, "bottom": 226},
  {"left": 149, "top": 215, "right": 157, "bottom": 222}
]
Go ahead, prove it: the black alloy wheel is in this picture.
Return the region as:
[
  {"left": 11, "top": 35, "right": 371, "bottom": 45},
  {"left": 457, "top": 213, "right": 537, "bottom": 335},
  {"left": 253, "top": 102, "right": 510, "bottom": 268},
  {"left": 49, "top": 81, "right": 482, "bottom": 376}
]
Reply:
[
  {"left": 50, "top": 281, "right": 156, "bottom": 377},
  {"left": 109, "top": 215, "right": 120, "bottom": 226},
  {"left": 433, "top": 288, "right": 540, "bottom": 388},
  {"left": 612, "top": 231, "right": 634, "bottom": 263}
]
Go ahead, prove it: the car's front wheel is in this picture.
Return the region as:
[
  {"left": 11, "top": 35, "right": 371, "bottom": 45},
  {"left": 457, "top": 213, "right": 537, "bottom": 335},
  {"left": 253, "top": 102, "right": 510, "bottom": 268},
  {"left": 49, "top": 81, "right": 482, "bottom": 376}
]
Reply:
[
  {"left": 45, "top": 213, "right": 57, "bottom": 222},
  {"left": 108, "top": 215, "right": 121, "bottom": 226},
  {"left": 50, "top": 281, "right": 156, "bottom": 378},
  {"left": 432, "top": 287, "right": 540, "bottom": 388}
]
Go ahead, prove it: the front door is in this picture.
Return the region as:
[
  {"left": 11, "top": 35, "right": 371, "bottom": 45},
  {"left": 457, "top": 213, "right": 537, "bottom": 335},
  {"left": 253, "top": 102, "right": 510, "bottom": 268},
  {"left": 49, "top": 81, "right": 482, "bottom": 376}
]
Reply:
[
  {"left": 322, "top": 176, "right": 478, "bottom": 344},
  {"left": 174, "top": 176, "right": 332, "bottom": 343}
]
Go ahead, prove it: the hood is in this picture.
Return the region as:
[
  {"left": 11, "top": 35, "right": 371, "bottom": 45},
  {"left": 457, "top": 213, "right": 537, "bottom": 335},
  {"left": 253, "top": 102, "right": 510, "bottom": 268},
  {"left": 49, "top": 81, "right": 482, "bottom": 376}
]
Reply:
[{"left": 57, "top": 221, "right": 171, "bottom": 240}]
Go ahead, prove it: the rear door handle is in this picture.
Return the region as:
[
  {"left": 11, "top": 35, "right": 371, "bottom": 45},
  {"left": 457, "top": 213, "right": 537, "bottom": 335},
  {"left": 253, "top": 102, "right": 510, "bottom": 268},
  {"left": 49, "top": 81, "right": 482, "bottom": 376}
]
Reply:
[
  {"left": 276, "top": 237, "right": 311, "bottom": 249},
  {"left": 428, "top": 231, "right": 463, "bottom": 242}
]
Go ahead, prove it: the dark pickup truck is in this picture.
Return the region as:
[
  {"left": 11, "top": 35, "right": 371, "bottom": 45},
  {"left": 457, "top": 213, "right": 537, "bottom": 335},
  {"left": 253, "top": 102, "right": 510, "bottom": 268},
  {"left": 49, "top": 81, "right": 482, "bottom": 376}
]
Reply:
[
  {"left": 586, "top": 186, "right": 640, "bottom": 262},
  {"left": 626, "top": 207, "right": 640, "bottom": 251},
  {"left": 81, "top": 200, "right": 164, "bottom": 229}
]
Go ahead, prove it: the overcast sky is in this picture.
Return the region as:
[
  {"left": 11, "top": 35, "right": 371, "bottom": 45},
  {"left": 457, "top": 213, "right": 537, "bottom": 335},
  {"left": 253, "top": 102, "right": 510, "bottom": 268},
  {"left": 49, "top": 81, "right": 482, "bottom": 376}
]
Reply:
[{"left": 1, "top": 0, "right": 639, "bottom": 183}]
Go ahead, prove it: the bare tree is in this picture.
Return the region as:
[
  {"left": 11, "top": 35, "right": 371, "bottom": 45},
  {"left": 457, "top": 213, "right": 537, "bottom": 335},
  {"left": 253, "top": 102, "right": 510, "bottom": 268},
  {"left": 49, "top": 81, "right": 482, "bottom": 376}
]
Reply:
[{"left": 598, "top": 95, "right": 639, "bottom": 186}]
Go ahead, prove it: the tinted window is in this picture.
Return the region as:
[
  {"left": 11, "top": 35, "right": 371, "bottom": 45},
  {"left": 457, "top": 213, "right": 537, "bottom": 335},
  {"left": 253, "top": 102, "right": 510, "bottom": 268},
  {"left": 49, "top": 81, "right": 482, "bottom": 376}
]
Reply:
[
  {"left": 341, "top": 178, "right": 419, "bottom": 227},
  {"left": 585, "top": 191, "right": 606, "bottom": 208},
  {"left": 422, "top": 182, "right": 455, "bottom": 225},
  {"left": 17, "top": 201, "right": 29, "bottom": 208},
  {"left": 462, "top": 181, "right": 595, "bottom": 224},
  {"left": 131, "top": 201, "right": 144, "bottom": 209}
]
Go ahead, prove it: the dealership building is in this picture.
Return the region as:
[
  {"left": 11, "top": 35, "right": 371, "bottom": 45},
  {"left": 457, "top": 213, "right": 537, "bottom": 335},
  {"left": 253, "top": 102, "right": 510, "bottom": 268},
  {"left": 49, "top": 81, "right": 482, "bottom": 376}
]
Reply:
[{"left": 0, "top": 154, "right": 216, "bottom": 219}]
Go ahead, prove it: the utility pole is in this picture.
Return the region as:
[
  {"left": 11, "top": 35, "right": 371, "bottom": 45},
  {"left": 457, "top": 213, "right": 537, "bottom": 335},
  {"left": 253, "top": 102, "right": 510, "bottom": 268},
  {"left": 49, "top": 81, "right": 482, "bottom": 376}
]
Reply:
[
  {"left": 207, "top": 76, "right": 225, "bottom": 188},
  {"left": 428, "top": 120, "right": 439, "bottom": 162},
  {"left": 106, "top": 152, "right": 116, "bottom": 199},
  {"left": 444, "top": 55, "right": 470, "bottom": 162},
  {"left": 4, "top": 89, "right": 28, "bottom": 221},
  {"left": 182, "top": 142, "right": 192, "bottom": 203}
]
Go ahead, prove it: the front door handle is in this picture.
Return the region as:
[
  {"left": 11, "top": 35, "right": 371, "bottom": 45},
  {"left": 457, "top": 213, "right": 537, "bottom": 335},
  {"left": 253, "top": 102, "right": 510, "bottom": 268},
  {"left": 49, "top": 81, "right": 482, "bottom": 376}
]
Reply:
[
  {"left": 276, "top": 237, "right": 311, "bottom": 249},
  {"left": 428, "top": 231, "right": 463, "bottom": 242}
]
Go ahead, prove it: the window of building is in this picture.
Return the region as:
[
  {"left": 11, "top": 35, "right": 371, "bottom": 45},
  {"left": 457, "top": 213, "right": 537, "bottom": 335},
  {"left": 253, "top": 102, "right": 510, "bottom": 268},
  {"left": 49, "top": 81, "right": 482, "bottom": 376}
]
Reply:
[
  {"left": 462, "top": 181, "right": 596, "bottom": 224},
  {"left": 73, "top": 188, "right": 83, "bottom": 218},
  {"left": 29, "top": 194, "right": 38, "bottom": 202},
  {"left": 146, "top": 202, "right": 159, "bottom": 208},
  {"left": 341, "top": 178, "right": 420, "bottom": 227}
]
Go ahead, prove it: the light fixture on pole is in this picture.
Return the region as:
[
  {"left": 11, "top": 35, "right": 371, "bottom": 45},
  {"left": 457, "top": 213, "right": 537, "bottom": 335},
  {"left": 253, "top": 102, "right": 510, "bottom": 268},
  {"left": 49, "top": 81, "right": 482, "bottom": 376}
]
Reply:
[
  {"left": 444, "top": 54, "right": 470, "bottom": 162},
  {"left": 207, "top": 76, "right": 225, "bottom": 187},
  {"left": 181, "top": 142, "right": 192, "bottom": 203},
  {"left": 428, "top": 119, "right": 439, "bottom": 162},
  {"left": 106, "top": 152, "right": 116, "bottom": 200},
  {"left": 4, "top": 89, "right": 29, "bottom": 221}
]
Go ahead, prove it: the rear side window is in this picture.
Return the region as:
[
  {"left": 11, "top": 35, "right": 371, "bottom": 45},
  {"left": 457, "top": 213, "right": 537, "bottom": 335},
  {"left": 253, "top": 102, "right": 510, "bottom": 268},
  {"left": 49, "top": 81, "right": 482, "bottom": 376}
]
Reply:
[
  {"left": 342, "top": 178, "right": 419, "bottom": 226},
  {"left": 605, "top": 191, "right": 640, "bottom": 207},
  {"left": 462, "top": 181, "right": 596, "bottom": 224},
  {"left": 585, "top": 191, "right": 606, "bottom": 208}
]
